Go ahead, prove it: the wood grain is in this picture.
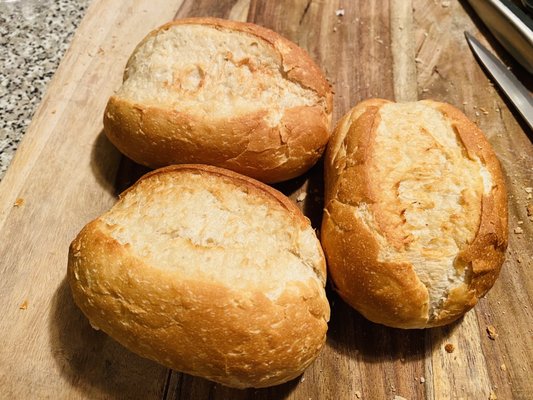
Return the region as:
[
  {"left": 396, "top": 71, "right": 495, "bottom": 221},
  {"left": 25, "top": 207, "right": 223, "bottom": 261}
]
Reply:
[
  {"left": 0, "top": 0, "right": 531, "bottom": 399},
  {"left": 413, "top": 2, "right": 533, "bottom": 399},
  {"left": 390, "top": 0, "right": 418, "bottom": 102},
  {"left": 0, "top": 1, "right": 184, "bottom": 398}
]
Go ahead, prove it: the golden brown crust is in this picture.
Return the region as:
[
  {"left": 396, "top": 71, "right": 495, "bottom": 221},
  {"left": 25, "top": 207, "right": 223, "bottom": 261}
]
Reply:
[
  {"left": 105, "top": 98, "right": 330, "bottom": 184},
  {"left": 431, "top": 102, "right": 508, "bottom": 326},
  {"left": 68, "top": 165, "right": 329, "bottom": 387},
  {"left": 322, "top": 99, "right": 508, "bottom": 329},
  {"left": 322, "top": 201, "right": 429, "bottom": 328},
  {"left": 105, "top": 18, "right": 332, "bottom": 183}
]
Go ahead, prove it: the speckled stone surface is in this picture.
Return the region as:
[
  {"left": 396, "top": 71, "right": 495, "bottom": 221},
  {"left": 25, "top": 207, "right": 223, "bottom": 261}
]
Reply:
[{"left": 0, "top": 0, "right": 90, "bottom": 181}]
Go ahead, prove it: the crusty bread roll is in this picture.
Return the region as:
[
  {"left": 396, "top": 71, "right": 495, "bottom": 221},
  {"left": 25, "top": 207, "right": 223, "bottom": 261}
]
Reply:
[
  {"left": 68, "top": 164, "right": 330, "bottom": 388},
  {"left": 103, "top": 18, "right": 333, "bottom": 183},
  {"left": 321, "top": 99, "right": 508, "bottom": 329}
]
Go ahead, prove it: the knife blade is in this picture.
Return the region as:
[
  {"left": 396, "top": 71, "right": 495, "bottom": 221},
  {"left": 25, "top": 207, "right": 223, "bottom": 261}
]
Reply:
[
  {"left": 467, "top": 0, "right": 533, "bottom": 73},
  {"left": 465, "top": 31, "right": 533, "bottom": 131}
]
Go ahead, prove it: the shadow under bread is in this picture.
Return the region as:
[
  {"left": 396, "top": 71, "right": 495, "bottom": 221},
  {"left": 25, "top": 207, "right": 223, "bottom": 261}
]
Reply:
[
  {"left": 301, "top": 158, "right": 325, "bottom": 231},
  {"left": 164, "top": 372, "right": 299, "bottom": 400},
  {"left": 90, "top": 130, "right": 151, "bottom": 198},
  {"left": 89, "top": 130, "right": 123, "bottom": 196},
  {"left": 326, "top": 284, "right": 463, "bottom": 363},
  {"left": 48, "top": 278, "right": 168, "bottom": 399},
  {"left": 272, "top": 158, "right": 325, "bottom": 231}
]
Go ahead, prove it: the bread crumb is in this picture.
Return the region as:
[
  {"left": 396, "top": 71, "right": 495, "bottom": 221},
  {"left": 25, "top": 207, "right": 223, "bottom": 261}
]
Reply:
[
  {"left": 489, "top": 390, "right": 497, "bottom": 400},
  {"left": 13, "top": 198, "right": 24, "bottom": 207},
  {"left": 335, "top": 8, "right": 345, "bottom": 16},
  {"left": 420, "top": 376, "right": 426, "bottom": 383},
  {"left": 300, "top": 376, "right": 305, "bottom": 383},
  {"left": 394, "top": 396, "right": 407, "bottom": 400},
  {"left": 514, "top": 227, "right": 524, "bottom": 234},
  {"left": 415, "top": 58, "right": 423, "bottom": 63},
  {"left": 441, "top": 1, "right": 451, "bottom": 7},
  {"left": 355, "top": 391, "right": 362, "bottom": 398},
  {"left": 296, "top": 192, "right": 307, "bottom": 202},
  {"left": 517, "top": 220, "right": 524, "bottom": 225},
  {"left": 333, "top": 27, "right": 337, "bottom": 32},
  {"left": 525, "top": 187, "right": 533, "bottom": 194},
  {"left": 527, "top": 204, "right": 533, "bottom": 221},
  {"left": 487, "top": 325, "right": 498, "bottom": 340},
  {"left": 444, "top": 343, "right": 455, "bottom": 353},
  {"left": 19, "top": 300, "right": 28, "bottom": 310},
  {"left": 500, "top": 363, "right": 507, "bottom": 371},
  {"left": 89, "top": 321, "right": 101, "bottom": 331}
]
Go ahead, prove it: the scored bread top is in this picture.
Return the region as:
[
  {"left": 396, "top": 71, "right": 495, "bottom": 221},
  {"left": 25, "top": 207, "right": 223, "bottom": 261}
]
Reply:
[
  {"left": 104, "top": 18, "right": 333, "bottom": 183},
  {"left": 323, "top": 99, "right": 507, "bottom": 328},
  {"left": 368, "top": 102, "right": 488, "bottom": 317},
  {"left": 104, "top": 164, "right": 326, "bottom": 292},
  {"left": 118, "top": 18, "right": 331, "bottom": 124}
]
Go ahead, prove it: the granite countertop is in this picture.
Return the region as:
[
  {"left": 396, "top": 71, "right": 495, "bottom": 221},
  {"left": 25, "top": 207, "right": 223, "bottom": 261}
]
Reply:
[{"left": 0, "top": 0, "right": 90, "bottom": 181}]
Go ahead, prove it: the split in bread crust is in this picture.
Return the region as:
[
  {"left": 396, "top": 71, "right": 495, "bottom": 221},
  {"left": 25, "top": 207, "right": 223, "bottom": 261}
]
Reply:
[
  {"left": 322, "top": 99, "right": 508, "bottom": 329},
  {"left": 104, "top": 18, "right": 333, "bottom": 183}
]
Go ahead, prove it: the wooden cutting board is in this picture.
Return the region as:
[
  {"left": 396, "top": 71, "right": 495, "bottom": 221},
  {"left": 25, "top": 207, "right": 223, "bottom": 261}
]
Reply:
[{"left": 0, "top": 0, "right": 532, "bottom": 398}]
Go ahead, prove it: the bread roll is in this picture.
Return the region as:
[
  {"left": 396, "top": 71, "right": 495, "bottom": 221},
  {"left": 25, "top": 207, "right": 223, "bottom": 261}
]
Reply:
[
  {"left": 321, "top": 99, "right": 508, "bottom": 329},
  {"left": 103, "top": 18, "right": 333, "bottom": 183},
  {"left": 68, "top": 164, "right": 330, "bottom": 388}
]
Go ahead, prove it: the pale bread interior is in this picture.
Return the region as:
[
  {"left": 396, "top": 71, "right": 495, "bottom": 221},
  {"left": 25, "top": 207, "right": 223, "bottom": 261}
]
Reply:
[
  {"left": 117, "top": 24, "right": 320, "bottom": 125},
  {"left": 100, "top": 170, "right": 324, "bottom": 300},
  {"left": 358, "top": 102, "right": 491, "bottom": 319}
]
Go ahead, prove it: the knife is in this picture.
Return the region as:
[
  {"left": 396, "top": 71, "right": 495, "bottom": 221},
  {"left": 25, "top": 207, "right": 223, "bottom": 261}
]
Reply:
[
  {"left": 467, "top": 0, "right": 533, "bottom": 73},
  {"left": 465, "top": 32, "right": 533, "bottom": 131}
]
